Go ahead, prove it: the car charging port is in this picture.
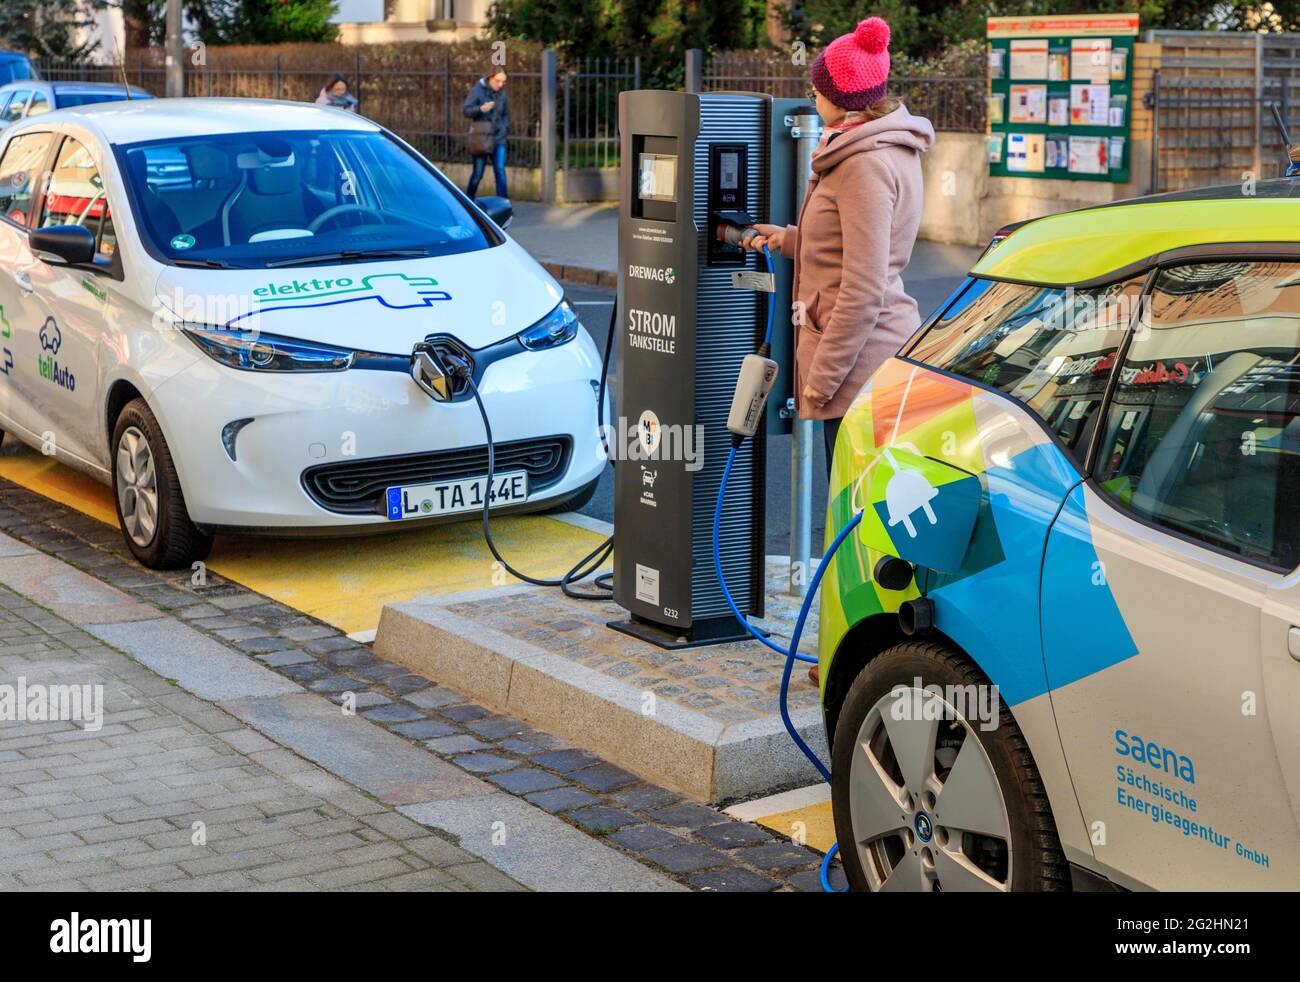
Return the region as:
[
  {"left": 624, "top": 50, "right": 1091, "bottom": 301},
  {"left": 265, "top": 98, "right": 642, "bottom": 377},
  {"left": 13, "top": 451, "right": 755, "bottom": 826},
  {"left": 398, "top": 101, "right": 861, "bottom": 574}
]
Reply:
[
  {"left": 873, "top": 556, "right": 914, "bottom": 592},
  {"left": 898, "top": 597, "right": 935, "bottom": 637}
]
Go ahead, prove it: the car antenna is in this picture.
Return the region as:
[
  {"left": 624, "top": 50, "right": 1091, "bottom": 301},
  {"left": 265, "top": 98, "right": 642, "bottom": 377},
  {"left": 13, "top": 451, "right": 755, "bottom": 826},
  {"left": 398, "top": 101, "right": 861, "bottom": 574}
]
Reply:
[
  {"left": 117, "top": 46, "right": 134, "bottom": 100},
  {"left": 1269, "top": 101, "right": 1299, "bottom": 176}
]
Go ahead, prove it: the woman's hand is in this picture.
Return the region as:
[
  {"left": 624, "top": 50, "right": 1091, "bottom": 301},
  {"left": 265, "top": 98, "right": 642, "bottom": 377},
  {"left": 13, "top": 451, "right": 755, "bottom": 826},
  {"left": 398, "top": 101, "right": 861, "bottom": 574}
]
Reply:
[{"left": 744, "top": 223, "right": 784, "bottom": 254}]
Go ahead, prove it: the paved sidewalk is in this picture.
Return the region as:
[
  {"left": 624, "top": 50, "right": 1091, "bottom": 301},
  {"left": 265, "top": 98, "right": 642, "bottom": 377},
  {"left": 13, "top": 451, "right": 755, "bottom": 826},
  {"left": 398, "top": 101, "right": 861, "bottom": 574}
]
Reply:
[
  {"left": 0, "top": 479, "right": 842, "bottom": 891},
  {"left": 0, "top": 582, "right": 520, "bottom": 892}
]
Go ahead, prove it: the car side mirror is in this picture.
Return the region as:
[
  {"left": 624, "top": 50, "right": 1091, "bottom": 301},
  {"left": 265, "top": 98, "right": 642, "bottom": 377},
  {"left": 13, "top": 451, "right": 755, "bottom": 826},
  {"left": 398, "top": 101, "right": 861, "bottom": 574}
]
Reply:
[
  {"left": 30, "top": 225, "right": 96, "bottom": 266},
  {"left": 476, "top": 195, "right": 513, "bottom": 229}
]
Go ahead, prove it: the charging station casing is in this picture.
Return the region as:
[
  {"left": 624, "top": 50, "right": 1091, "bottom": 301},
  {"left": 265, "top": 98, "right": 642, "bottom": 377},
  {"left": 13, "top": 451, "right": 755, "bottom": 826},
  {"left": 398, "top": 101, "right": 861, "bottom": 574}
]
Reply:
[{"left": 610, "top": 90, "right": 773, "bottom": 647}]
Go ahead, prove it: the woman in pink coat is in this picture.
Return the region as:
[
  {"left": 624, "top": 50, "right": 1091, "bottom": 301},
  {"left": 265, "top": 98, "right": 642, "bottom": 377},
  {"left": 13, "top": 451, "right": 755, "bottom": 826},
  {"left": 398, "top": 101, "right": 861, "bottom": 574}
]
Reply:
[{"left": 746, "top": 17, "right": 934, "bottom": 476}]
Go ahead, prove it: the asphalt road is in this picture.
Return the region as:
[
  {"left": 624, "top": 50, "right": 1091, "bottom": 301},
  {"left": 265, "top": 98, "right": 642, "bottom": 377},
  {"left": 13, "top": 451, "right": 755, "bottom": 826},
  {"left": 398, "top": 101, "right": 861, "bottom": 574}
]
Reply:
[{"left": 565, "top": 238, "right": 980, "bottom": 557}]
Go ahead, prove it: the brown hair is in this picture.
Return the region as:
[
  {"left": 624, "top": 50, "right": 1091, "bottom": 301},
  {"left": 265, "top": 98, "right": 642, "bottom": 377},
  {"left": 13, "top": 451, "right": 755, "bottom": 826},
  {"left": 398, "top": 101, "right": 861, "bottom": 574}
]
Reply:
[
  {"left": 486, "top": 65, "right": 507, "bottom": 80},
  {"left": 857, "top": 94, "right": 901, "bottom": 120}
]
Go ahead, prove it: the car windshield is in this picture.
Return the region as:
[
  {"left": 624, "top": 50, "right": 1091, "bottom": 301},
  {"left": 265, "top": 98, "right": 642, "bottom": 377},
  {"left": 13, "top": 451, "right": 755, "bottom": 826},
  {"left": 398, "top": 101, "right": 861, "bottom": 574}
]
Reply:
[{"left": 118, "top": 129, "right": 491, "bottom": 268}]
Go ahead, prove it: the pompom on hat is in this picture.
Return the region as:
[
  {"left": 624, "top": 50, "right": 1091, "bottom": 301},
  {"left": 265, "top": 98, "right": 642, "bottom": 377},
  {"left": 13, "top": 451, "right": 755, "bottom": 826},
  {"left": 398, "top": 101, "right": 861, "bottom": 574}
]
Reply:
[{"left": 810, "top": 17, "right": 892, "bottom": 111}]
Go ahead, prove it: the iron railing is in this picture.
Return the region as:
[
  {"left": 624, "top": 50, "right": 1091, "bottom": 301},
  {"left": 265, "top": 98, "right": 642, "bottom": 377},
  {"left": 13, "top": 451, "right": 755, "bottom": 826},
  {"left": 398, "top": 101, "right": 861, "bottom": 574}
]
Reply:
[{"left": 561, "top": 57, "right": 639, "bottom": 171}]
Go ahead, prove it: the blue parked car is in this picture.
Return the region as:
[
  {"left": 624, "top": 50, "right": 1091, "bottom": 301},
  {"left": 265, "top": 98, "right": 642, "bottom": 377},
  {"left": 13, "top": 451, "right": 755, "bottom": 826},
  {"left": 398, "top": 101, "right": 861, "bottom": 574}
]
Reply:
[{"left": 0, "top": 50, "right": 36, "bottom": 86}]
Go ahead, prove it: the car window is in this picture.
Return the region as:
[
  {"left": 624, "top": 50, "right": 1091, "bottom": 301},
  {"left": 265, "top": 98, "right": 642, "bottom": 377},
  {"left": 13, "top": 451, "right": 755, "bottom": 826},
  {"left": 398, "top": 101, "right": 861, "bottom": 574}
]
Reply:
[
  {"left": 118, "top": 129, "right": 490, "bottom": 268},
  {"left": 38, "top": 136, "right": 116, "bottom": 262},
  {"left": 2, "top": 90, "right": 29, "bottom": 122},
  {"left": 52, "top": 90, "right": 133, "bottom": 108},
  {"left": 1094, "top": 261, "right": 1300, "bottom": 570},
  {"left": 0, "top": 131, "right": 54, "bottom": 226},
  {"left": 907, "top": 275, "right": 1146, "bottom": 463},
  {"left": 26, "top": 91, "right": 48, "bottom": 116}
]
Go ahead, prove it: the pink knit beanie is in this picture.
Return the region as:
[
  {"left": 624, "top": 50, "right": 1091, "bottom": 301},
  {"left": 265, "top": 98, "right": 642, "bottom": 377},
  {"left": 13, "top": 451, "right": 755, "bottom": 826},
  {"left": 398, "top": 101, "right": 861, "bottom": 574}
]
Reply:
[{"left": 810, "top": 17, "right": 891, "bottom": 111}]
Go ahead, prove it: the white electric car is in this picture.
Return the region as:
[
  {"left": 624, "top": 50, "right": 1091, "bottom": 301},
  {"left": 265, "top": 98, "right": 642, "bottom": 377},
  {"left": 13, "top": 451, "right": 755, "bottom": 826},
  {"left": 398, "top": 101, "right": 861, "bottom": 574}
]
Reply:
[{"left": 0, "top": 99, "right": 606, "bottom": 568}]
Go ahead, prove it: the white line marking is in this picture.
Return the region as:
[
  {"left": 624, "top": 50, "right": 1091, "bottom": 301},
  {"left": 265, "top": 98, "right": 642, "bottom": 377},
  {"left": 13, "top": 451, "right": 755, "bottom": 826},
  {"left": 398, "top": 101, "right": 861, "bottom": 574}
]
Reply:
[{"left": 723, "top": 783, "right": 831, "bottom": 822}]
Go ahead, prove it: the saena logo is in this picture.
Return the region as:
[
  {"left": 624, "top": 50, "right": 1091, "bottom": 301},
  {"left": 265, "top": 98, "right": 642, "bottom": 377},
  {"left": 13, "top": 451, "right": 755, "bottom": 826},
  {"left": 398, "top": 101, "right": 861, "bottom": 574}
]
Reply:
[
  {"left": 238, "top": 272, "right": 452, "bottom": 326},
  {"left": 50, "top": 912, "right": 151, "bottom": 962},
  {"left": 37, "top": 317, "right": 74, "bottom": 391}
]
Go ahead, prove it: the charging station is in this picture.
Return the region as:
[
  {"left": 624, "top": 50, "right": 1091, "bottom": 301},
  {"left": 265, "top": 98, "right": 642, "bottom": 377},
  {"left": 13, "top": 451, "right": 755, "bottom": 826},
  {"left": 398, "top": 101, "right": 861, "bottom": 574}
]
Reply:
[{"left": 610, "top": 89, "right": 801, "bottom": 648}]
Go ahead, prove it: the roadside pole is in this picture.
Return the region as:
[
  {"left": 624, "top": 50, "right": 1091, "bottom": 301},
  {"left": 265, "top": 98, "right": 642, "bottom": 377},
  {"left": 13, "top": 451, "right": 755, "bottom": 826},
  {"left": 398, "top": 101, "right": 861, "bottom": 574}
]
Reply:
[
  {"left": 788, "top": 109, "right": 820, "bottom": 596},
  {"left": 165, "top": 0, "right": 183, "bottom": 97}
]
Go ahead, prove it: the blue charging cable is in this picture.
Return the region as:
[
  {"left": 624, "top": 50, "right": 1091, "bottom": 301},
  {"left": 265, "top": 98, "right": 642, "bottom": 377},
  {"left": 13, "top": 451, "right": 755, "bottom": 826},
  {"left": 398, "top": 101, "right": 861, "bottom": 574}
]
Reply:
[{"left": 713, "top": 241, "right": 859, "bottom": 891}]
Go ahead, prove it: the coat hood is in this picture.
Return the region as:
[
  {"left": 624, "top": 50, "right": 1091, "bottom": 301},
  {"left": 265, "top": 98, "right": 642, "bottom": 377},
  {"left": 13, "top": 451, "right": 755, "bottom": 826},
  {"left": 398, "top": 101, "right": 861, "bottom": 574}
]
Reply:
[{"left": 811, "top": 105, "right": 935, "bottom": 173}]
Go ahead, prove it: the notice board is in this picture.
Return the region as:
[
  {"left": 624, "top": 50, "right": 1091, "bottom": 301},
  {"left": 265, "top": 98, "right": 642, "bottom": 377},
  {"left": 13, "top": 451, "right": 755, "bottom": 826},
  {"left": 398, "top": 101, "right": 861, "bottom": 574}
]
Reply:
[{"left": 987, "top": 13, "right": 1138, "bottom": 183}]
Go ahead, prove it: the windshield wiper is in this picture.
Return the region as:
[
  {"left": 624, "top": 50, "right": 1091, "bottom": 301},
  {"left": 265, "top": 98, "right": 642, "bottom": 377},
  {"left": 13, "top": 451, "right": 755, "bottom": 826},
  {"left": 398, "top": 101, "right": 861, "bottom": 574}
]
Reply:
[
  {"left": 266, "top": 249, "right": 428, "bottom": 268},
  {"left": 172, "top": 257, "right": 242, "bottom": 269}
]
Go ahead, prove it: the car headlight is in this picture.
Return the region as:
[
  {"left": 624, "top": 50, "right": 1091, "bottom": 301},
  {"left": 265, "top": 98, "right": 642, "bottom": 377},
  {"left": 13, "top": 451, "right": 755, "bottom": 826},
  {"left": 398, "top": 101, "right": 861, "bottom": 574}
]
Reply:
[
  {"left": 182, "top": 325, "right": 355, "bottom": 372},
  {"left": 518, "top": 300, "right": 579, "bottom": 350}
]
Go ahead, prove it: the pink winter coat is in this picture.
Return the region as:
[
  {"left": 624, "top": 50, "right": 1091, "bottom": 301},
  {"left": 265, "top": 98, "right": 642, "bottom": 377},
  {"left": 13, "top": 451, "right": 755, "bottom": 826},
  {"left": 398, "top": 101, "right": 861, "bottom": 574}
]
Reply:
[{"left": 780, "top": 106, "right": 934, "bottom": 420}]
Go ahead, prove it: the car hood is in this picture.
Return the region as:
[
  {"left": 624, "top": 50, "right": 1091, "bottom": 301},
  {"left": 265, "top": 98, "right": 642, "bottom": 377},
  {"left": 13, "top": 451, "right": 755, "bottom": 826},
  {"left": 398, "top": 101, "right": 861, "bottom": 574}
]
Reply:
[{"left": 153, "top": 240, "right": 562, "bottom": 353}]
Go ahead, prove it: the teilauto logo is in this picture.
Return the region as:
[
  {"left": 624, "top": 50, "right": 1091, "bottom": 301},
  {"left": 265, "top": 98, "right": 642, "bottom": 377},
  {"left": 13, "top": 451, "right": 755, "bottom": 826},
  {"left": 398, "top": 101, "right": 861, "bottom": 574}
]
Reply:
[
  {"left": 230, "top": 272, "right": 452, "bottom": 327},
  {"left": 37, "top": 317, "right": 74, "bottom": 392},
  {"left": 626, "top": 263, "right": 675, "bottom": 284}
]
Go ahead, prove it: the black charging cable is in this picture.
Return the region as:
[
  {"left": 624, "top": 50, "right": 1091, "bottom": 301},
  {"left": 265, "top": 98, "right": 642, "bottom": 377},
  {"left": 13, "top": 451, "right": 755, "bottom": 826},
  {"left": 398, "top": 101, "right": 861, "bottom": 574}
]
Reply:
[{"left": 455, "top": 300, "right": 617, "bottom": 600}]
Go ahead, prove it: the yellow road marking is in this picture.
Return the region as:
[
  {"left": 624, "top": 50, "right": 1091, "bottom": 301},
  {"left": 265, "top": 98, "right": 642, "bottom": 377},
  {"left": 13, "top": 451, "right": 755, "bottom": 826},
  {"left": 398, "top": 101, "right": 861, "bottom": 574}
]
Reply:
[
  {"left": 754, "top": 800, "right": 836, "bottom": 854},
  {"left": 0, "top": 448, "right": 606, "bottom": 635}
]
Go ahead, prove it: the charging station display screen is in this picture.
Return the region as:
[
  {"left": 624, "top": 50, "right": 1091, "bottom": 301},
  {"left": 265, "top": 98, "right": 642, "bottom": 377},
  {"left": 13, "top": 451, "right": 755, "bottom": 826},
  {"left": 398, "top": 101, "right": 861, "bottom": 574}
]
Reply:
[
  {"left": 718, "top": 151, "right": 739, "bottom": 190},
  {"left": 638, "top": 153, "right": 677, "bottom": 202}
]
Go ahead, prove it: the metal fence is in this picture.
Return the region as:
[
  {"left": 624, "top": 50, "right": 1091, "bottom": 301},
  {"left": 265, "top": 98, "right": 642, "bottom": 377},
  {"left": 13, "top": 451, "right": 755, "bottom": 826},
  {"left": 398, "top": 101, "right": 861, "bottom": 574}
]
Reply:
[{"left": 562, "top": 57, "right": 639, "bottom": 171}]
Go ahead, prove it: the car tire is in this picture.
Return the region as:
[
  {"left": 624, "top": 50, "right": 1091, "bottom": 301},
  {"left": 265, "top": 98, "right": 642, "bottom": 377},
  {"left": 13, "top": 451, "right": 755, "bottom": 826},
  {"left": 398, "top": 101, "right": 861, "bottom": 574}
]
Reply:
[
  {"left": 538, "top": 476, "right": 599, "bottom": 515},
  {"left": 111, "top": 398, "right": 212, "bottom": 570},
  {"left": 830, "top": 640, "right": 1068, "bottom": 892}
]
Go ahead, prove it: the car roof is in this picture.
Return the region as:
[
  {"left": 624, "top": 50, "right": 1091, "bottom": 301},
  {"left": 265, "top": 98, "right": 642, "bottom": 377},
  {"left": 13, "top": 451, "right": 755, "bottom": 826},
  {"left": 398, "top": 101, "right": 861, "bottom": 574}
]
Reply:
[
  {"left": 4, "top": 97, "right": 379, "bottom": 145},
  {"left": 972, "top": 178, "right": 1300, "bottom": 286}
]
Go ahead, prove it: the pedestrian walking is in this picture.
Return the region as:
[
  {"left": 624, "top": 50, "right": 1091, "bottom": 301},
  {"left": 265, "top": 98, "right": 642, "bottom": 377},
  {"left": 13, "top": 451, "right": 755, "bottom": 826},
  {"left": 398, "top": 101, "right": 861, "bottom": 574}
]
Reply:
[
  {"left": 462, "top": 66, "right": 509, "bottom": 199},
  {"left": 315, "top": 73, "right": 359, "bottom": 112}
]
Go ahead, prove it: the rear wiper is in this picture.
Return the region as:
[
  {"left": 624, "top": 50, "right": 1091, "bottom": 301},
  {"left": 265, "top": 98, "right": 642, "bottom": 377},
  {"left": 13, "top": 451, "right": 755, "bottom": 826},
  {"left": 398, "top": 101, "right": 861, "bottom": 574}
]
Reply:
[
  {"left": 172, "top": 257, "right": 242, "bottom": 269},
  {"left": 266, "top": 249, "right": 428, "bottom": 268}
]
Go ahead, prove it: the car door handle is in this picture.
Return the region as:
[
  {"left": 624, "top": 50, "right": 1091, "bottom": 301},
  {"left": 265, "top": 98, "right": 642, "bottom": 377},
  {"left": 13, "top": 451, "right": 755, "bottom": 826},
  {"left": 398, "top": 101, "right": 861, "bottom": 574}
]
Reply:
[
  {"left": 1290, "top": 627, "right": 1300, "bottom": 661},
  {"left": 11, "top": 270, "right": 31, "bottom": 293}
]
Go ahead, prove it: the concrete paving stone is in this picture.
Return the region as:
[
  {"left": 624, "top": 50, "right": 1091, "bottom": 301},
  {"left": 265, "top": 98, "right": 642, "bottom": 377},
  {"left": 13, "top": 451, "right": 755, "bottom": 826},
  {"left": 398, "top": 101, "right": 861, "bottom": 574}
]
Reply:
[
  {"left": 403, "top": 833, "right": 473, "bottom": 868},
  {"left": 334, "top": 840, "right": 408, "bottom": 867},
  {"left": 735, "top": 842, "right": 820, "bottom": 871},
  {"left": 401, "top": 794, "right": 683, "bottom": 892},
  {"left": 357, "top": 810, "right": 428, "bottom": 841},
  {"left": 0, "top": 554, "right": 157, "bottom": 625},
  {"left": 308, "top": 676, "right": 361, "bottom": 694},
  {"left": 329, "top": 690, "right": 390, "bottom": 710},
  {"left": 443, "top": 860, "right": 528, "bottom": 892},
  {"left": 439, "top": 704, "right": 490, "bottom": 723},
  {"left": 232, "top": 636, "right": 300, "bottom": 655},
  {"left": 404, "top": 687, "right": 465, "bottom": 709},
  {"left": 16, "top": 858, "right": 122, "bottom": 886},
  {"left": 568, "top": 806, "right": 640, "bottom": 833},
  {"left": 306, "top": 857, "right": 413, "bottom": 889},
  {"left": 383, "top": 675, "right": 431, "bottom": 694},
  {"left": 388, "top": 719, "right": 457, "bottom": 741},
  {"left": 165, "top": 870, "right": 256, "bottom": 891},
  {"left": 85, "top": 618, "right": 301, "bottom": 702},
  {"left": 212, "top": 625, "right": 271, "bottom": 642},
  {"left": 465, "top": 716, "right": 530, "bottom": 741},
  {"left": 350, "top": 662, "right": 408, "bottom": 683},
  {"left": 498, "top": 732, "right": 562, "bottom": 756},
  {"left": 209, "top": 594, "right": 271, "bottom": 612},
  {"left": 359, "top": 704, "right": 426, "bottom": 724},
  {"left": 648, "top": 802, "right": 730, "bottom": 830},
  {"left": 530, "top": 748, "right": 602, "bottom": 773},
  {"left": 219, "top": 692, "right": 490, "bottom": 806},
  {"left": 787, "top": 866, "right": 846, "bottom": 892},
  {"left": 423, "top": 734, "right": 489, "bottom": 755},
  {"left": 569, "top": 763, "right": 639, "bottom": 792},
  {"left": 277, "top": 624, "right": 338, "bottom": 642},
  {"left": 450, "top": 753, "right": 518, "bottom": 775},
  {"left": 376, "top": 868, "right": 460, "bottom": 891},
  {"left": 257, "top": 649, "right": 317, "bottom": 668},
  {"left": 695, "top": 822, "right": 776, "bottom": 849},
  {"left": 245, "top": 854, "right": 341, "bottom": 883},
  {"left": 215, "top": 728, "right": 279, "bottom": 755},
  {"left": 305, "top": 636, "right": 365, "bottom": 655},
  {"left": 321, "top": 647, "right": 375, "bottom": 668},
  {"left": 642, "top": 841, "right": 733, "bottom": 874},
  {"left": 487, "top": 768, "right": 568, "bottom": 795},
  {"left": 607, "top": 824, "right": 685, "bottom": 853},
  {"left": 522, "top": 786, "right": 600, "bottom": 813},
  {"left": 269, "top": 832, "right": 369, "bottom": 860},
  {"left": 279, "top": 663, "right": 332, "bottom": 682},
  {"left": 688, "top": 867, "right": 782, "bottom": 892}
]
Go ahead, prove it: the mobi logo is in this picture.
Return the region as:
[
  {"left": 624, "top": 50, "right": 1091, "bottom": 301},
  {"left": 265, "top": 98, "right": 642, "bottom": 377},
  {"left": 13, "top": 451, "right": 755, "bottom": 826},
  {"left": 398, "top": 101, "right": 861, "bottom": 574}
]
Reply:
[
  {"left": 626, "top": 263, "right": 676, "bottom": 284},
  {"left": 627, "top": 307, "right": 676, "bottom": 355},
  {"left": 233, "top": 272, "right": 452, "bottom": 327},
  {"left": 50, "top": 912, "right": 151, "bottom": 962}
]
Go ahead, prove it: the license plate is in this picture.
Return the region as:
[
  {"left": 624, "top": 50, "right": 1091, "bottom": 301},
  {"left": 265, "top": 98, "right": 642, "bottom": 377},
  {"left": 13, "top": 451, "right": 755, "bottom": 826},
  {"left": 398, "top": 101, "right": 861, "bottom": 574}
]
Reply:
[{"left": 385, "top": 471, "right": 528, "bottom": 521}]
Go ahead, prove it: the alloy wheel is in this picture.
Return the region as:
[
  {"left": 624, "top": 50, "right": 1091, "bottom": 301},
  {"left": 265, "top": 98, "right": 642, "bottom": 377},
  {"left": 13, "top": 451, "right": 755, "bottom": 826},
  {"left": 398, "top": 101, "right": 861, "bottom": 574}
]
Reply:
[
  {"left": 848, "top": 684, "right": 1012, "bottom": 891},
  {"left": 116, "top": 425, "right": 159, "bottom": 547}
]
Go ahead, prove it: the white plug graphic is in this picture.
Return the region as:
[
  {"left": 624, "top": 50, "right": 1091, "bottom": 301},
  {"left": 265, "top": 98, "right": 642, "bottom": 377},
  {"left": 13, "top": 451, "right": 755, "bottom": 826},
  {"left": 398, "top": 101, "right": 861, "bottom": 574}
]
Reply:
[{"left": 882, "top": 447, "right": 939, "bottom": 539}]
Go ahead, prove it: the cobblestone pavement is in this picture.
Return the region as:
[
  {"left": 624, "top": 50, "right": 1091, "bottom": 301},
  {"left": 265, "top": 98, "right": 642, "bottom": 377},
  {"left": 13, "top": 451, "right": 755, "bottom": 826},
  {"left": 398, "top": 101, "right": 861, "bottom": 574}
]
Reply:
[
  {"left": 0, "top": 479, "right": 846, "bottom": 892},
  {"left": 0, "top": 585, "right": 522, "bottom": 892}
]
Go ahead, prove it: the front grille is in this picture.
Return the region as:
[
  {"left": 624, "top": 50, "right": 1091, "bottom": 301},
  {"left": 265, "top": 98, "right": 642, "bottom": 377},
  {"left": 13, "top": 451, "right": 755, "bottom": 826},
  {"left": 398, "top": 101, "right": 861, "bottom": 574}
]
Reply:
[{"left": 302, "top": 436, "right": 572, "bottom": 515}]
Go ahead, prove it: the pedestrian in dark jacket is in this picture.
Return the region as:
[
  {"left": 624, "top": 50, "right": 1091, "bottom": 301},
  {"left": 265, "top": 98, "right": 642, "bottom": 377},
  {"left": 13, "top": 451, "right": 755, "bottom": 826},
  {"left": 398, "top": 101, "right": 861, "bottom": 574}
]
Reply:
[{"left": 462, "top": 67, "right": 509, "bottom": 199}]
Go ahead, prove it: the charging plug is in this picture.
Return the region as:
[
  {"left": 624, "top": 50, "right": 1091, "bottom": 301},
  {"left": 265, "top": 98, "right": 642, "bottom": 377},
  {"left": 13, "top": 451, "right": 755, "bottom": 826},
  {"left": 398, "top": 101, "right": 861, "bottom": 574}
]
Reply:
[{"left": 727, "top": 352, "right": 779, "bottom": 441}]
